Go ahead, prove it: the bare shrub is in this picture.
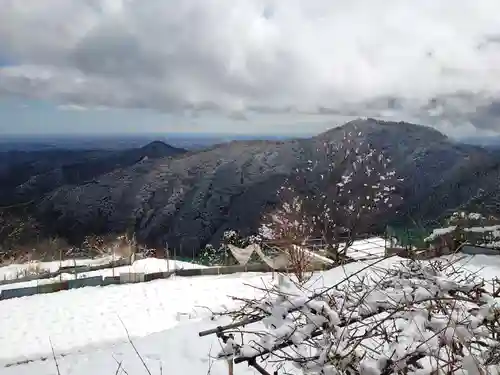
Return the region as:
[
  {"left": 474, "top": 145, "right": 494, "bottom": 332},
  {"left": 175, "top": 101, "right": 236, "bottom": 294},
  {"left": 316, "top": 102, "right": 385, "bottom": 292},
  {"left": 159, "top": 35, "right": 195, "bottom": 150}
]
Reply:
[
  {"left": 259, "top": 190, "right": 314, "bottom": 282},
  {"left": 112, "top": 233, "right": 136, "bottom": 260},
  {"left": 201, "top": 257, "right": 500, "bottom": 375},
  {"left": 286, "top": 245, "right": 314, "bottom": 284},
  {"left": 81, "top": 232, "right": 137, "bottom": 260},
  {"left": 15, "top": 261, "right": 49, "bottom": 278},
  {"left": 35, "top": 237, "right": 71, "bottom": 260},
  {"left": 0, "top": 236, "right": 71, "bottom": 265}
]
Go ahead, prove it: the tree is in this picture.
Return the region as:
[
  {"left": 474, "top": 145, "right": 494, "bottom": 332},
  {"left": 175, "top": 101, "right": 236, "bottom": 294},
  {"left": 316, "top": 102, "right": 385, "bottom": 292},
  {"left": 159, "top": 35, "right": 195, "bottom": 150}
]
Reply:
[
  {"left": 199, "top": 244, "right": 226, "bottom": 266},
  {"left": 260, "top": 130, "right": 403, "bottom": 262}
]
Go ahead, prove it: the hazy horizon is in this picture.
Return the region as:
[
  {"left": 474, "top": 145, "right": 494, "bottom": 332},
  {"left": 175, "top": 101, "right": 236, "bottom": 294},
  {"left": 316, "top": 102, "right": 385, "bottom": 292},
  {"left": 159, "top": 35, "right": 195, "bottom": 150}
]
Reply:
[{"left": 0, "top": 130, "right": 311, "bottom": 152}]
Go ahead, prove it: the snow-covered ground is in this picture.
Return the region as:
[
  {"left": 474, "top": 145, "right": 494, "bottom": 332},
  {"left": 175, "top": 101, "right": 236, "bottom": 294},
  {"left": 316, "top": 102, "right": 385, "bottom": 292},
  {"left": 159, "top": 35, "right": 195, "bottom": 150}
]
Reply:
[
  {"left": 0, "top": 258, "right": 205, "bottom": 292},
  {"left": 309, "top": 237, "right": 387, "bottom": 260},
  {"left": 2, "top": 320, "right": 250, "bottom": 375},
  {"left": 1, "top": 254, "right": 499, "bottom": 375},
  {"left": 342, "top": 236, "right": 387, "bottom": 260},
  {"left": 0, "top": 271, "right": 268, "bottom": 365}
]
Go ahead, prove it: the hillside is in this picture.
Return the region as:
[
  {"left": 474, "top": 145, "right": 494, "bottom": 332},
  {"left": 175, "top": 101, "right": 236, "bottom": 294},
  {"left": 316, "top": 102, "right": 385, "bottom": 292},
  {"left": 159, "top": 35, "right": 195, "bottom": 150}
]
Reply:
[
  {"left": 19, "top": 118, "right": 496, "bottom": 255},
  {"left": 0, "top": 141, "right": 187, "bottom": 206}
]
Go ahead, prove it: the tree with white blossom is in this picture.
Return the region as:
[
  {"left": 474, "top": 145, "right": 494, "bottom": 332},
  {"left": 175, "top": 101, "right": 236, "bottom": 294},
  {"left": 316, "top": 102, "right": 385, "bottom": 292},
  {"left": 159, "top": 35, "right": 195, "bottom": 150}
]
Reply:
[{"left": 260, "top": 130, "right": 403, "bottom": 262}]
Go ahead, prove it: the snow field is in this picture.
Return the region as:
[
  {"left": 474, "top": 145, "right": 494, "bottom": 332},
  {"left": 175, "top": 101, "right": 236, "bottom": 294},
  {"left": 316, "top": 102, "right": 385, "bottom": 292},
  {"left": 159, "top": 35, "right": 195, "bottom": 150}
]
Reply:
[
  {"left": 2, "top": 319, "right": 259, "bottom": 375},
  {"left": 0, "top": 254, "right": 498, "bottom": 375},
  {"left": 0, "top": 271, "right": 268, "bottom": 364}
]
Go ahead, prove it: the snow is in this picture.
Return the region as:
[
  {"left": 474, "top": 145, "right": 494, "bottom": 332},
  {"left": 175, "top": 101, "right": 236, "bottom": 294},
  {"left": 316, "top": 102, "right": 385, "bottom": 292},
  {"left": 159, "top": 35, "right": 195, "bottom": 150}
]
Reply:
[
  {"left": 424, "top": 226, "right": 457, "bottom": 242},
  {"left": 213, "top": 255, "right": 500, "bottom": 374},
  {"left": 424, "top": 223, "right": 500, "bottom": 247},
  {"left": 0, "top": 257, "right": 205, "bottom": 282},
  {"left": 440, "top": 253, "right": 500, "bottom": 282},
  {"left": 310, "top": 237, "right": 387, "bottom": 261},
  {"left": 0, "top": 258, "right": 205, "bottom": 292},
  {"left": 0, "top": 271, "right": 270, "bottom": 365},
  {"left": 299, "top": 247, "right": 335, "bottom": 265},
  {"left": 468, "top": 212, "right": 486, "bottom": 220},
  {"left": 343, "top": 237, "right": 386, "bottom": 259},
  {"left": 451, "top": 212, "right": 486, "bottom": 221},
  {"left": 2, "top": 320, "right": 256, "bottom": 375},
  {"left": 0, "top": 254, "right": 499, "bottom": 375},
  {"left": 464, "top": 224, "right": 500, "bottom": 233}
]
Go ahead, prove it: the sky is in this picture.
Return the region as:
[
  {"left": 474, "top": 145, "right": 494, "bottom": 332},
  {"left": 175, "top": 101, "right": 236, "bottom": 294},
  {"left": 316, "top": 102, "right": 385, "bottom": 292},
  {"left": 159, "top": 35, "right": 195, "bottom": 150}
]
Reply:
[{"left": 0, "top": 0, "right": 500, "bottom": 137}]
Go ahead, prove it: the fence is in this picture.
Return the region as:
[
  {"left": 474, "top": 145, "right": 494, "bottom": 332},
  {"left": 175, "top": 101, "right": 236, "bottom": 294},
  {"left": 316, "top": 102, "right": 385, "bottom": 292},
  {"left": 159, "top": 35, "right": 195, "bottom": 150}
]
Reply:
[
  {"left": 0, "top": 257, "right": 133, "bottom": 287},
  {"left": 2, "top": 232, "right": 499, "bottom": 302},
  {"left": 0, "top": 262, "right": 329, "bottom": 301}
]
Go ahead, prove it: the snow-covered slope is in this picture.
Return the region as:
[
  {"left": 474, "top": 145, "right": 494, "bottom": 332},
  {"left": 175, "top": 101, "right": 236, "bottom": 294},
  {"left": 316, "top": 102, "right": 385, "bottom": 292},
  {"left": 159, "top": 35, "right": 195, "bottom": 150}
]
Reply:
[
  {"left": 1, "top": 254, "right": 499, "bottom": 375},
  {"left": 3, "top": 320, "right": 252, "bottom": 375},
  {"left": 0, "top": 271, "right": 263, "bottom": 364}
]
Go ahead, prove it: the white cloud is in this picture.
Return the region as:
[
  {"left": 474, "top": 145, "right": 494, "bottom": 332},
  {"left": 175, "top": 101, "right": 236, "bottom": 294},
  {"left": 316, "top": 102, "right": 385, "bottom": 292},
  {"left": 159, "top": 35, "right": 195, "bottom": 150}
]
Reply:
[{"left": 1, "top": 0, "right": 500, "bottom": 130}]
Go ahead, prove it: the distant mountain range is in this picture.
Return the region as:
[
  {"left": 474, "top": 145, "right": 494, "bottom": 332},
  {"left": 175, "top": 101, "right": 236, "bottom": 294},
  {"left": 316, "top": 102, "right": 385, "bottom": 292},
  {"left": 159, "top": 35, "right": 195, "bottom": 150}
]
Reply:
[
  {"left": 0, "top": 133, "right": 303, "bottom": 152},
  {"left": 2, "top": 118, "right": 500, "bottom": 257},
  {"left": 0, "top": 141, "right": 186, "bottom": 207}
]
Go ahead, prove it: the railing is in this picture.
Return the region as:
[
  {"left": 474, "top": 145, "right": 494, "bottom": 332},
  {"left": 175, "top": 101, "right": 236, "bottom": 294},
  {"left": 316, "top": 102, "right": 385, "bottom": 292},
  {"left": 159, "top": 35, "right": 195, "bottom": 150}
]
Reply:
[
  {"left": 0, "top": 257, "right": 133, "bottom": 287},
  {"left": 0, "top": 262, "right": 330, "bottom": 301}
]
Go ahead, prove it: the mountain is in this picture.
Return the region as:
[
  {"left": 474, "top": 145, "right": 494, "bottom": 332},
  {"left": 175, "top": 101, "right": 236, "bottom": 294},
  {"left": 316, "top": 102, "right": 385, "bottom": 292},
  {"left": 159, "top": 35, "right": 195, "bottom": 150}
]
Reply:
[
  {"left": 0, "top": 141, "right": 186, "bottom": 206},
  {"left": 37, "top": 138, "right": 301, "bottom": 250},
  {"left": 2, "top": 118, "right": 500, "bottom": 257},
  {"left": 310, "top": 120, "right": 498, "bottom": 225},
  {"left": 22, "top": 118, "right": 496, "bottom": 254}
]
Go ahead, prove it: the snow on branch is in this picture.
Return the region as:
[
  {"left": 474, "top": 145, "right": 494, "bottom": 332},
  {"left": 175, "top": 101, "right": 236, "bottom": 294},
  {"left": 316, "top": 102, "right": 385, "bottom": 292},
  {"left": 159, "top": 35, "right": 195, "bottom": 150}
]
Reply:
[{"left": 210, "top": 258, "right": 500, "bottom": 375}]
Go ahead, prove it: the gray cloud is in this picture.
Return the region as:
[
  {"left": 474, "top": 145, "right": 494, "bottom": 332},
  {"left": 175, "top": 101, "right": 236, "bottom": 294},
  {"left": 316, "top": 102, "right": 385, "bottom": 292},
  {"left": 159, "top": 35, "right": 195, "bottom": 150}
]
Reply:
[{"left": 1, "top": 0, "right": 500, "bottom": 132}]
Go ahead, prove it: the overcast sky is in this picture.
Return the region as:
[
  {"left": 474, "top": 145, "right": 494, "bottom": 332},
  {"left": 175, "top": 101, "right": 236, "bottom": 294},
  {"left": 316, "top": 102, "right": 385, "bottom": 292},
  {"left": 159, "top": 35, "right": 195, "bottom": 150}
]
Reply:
[{"left": 1, "top": 0, "right": 500, "bottom": 136}]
